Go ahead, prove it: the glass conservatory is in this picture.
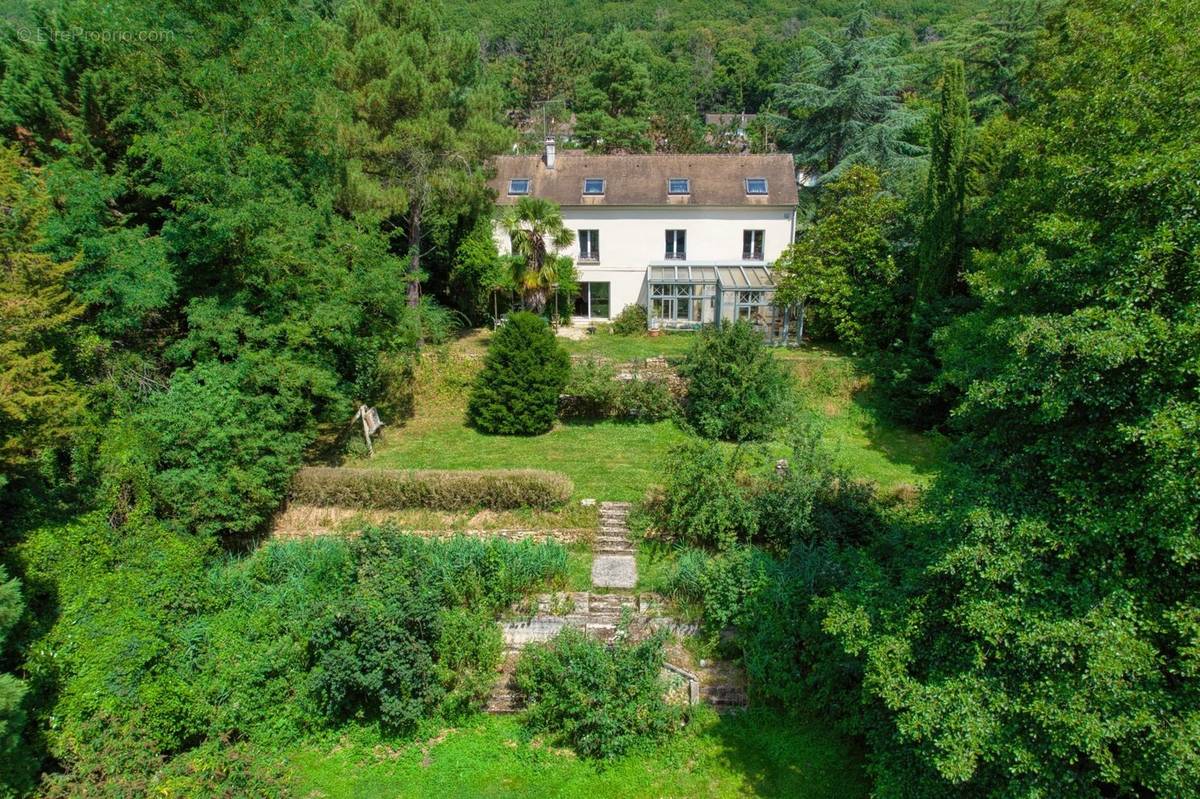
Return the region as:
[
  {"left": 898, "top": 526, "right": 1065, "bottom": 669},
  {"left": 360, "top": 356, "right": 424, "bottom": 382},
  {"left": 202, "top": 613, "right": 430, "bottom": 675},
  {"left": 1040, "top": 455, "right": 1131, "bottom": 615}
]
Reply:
[{"left": 645, "top": 263, "right": 801, "bottom": 345}]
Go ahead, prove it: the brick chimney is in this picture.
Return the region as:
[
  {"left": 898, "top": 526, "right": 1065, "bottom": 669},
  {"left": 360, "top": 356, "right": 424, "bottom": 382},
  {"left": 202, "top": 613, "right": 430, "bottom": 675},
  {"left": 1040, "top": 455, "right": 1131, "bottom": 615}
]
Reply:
[{"left": 544, "top": 137, "right": 556, "bottom": 170}]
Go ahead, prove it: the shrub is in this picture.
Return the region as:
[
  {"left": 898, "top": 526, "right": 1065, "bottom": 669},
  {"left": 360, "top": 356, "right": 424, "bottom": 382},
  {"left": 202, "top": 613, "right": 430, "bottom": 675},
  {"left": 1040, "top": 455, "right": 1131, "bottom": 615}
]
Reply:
[
  {"left": 436, "top": 607, "right": 503, "bottom": 718},
  {"left": 135, "top": 359, "right": 311, "bottom": 539},
  {"left": 678, "top": 320, "right": 791, "bottom": 441},
  {"left": 612, "top": 372, "right": 676, "bottom": 421},
  {"left": 664, "top": 546, "right": 773, "bottom": 634},
  {"left": 560, "top": 358, "right": 618, "bottom": 419},
  {"left": 514, "top": 627, "right": 681, "bottom": 759},
  {"left": 657, "top": 438, "right": 758, "bottom": 550},
  {"left": 560, "top": 359, "right": 677, "bottom": 422},
  {"left": 467, "top": 311, "right": 569, "bottom": 435},
  {"left": 290, "top": 466, "right": 573, "bottom": 510},
  {"left": 611, "top": 303, "right": 648, "bottom": 335},
  {"left": 309, "top": 529, "right": 564, "bottom": 732}
]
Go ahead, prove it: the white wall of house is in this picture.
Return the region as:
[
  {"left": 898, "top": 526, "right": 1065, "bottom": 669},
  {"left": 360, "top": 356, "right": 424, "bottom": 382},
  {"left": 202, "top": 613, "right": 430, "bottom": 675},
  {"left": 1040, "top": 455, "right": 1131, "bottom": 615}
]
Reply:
[{"left": 495, "top": 205, "right": 796, "bottom": 321}]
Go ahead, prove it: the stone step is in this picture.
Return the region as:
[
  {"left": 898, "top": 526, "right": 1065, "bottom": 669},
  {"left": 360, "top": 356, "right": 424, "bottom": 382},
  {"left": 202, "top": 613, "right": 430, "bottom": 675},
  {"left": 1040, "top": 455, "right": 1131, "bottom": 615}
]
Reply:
[
  {"left": 588, "top": 593, "right": 637, "bottom": 613},
  {"left": 486, "top": 653, "right": 523, "bottom": 714},
  {"left": 485, "top": 691, "right": 523, "bottom": 713},
  {"left": 592, "top": 554, "right": 637, "bottom": 589},
  {"left": 599, "top": 501, "right": 633, "bottom": 509},
  {"left": 596, "top": 536, "right": 633, "bottom": 549},
  {"left": 700, "top": 685, "right": 749, "bottom": 709}
]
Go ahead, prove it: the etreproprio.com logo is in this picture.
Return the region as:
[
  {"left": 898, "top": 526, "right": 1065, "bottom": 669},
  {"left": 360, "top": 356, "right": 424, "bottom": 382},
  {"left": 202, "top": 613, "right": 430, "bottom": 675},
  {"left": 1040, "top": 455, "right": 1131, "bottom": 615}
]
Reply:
[{"left": 11, "top": 25, "right": 175, "bottom": 44}]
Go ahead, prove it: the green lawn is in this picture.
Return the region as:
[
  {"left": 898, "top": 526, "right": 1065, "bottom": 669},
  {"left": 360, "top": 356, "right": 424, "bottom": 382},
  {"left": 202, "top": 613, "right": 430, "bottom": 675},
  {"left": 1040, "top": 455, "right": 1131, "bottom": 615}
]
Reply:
[
  {"left": 561, "top": 329, "right": 695, "bottom": 360},
  {"left": 780, "top": 347, "right": 946, "bottom": 490},
  {"left": 355, "top": 331, "right": 944, "bottom": 502},
  {"left": 283, "top": 710, "right": 868, "bottom": 799},
  {"left": 366, "top": 416, "right": 687, "bottom": 502}
]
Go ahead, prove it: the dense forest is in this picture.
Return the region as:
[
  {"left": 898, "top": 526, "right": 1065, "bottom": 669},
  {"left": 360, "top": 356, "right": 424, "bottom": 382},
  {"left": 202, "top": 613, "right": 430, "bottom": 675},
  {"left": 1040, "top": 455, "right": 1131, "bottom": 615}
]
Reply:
[{"left": 0, "top": 0, "right": 1197, "bottom": 796}]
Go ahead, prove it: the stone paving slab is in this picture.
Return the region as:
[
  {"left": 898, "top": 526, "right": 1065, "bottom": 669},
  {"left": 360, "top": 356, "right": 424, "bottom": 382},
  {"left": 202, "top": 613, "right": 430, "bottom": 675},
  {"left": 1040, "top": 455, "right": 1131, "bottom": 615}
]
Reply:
[{"left": 591, "top": 553, "right": 637, "bottom": 589}]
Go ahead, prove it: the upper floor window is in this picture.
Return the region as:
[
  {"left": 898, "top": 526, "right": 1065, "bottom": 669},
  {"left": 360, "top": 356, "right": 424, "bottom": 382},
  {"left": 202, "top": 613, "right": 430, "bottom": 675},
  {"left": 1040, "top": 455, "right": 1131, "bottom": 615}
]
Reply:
[
  {"left": 508, "top": 178, "right": 530, "bottom": 195},
  {"left": 665, "top": 229, "right": 687, "bottom": 260},
  {"left": 743, "top": 230, "right": 764, "bottom": 260},
  {"left": 667, "top": 178, "right": 690, "bottom": 195},
  {"left": 579, "top": 229, "right": 600, "bottom": 261},
  {"left": 583, "top": 178, "right": 605, "bottom": 195},
  {"left": 745, "top": 178, "right": 768, "bottom": 195}
]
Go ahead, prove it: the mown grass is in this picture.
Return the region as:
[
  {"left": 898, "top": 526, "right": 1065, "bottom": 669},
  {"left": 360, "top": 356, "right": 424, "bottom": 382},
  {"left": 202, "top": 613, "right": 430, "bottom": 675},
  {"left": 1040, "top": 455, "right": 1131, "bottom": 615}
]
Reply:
[
  {"left": 355, "top": 331, "right": 943, "bottom": 506},
  {"left": 560, "top": 329, "right": 695, "bottom": 361},
  {"left": 283, "top": 709, "right": 868, "bottom": 799}
]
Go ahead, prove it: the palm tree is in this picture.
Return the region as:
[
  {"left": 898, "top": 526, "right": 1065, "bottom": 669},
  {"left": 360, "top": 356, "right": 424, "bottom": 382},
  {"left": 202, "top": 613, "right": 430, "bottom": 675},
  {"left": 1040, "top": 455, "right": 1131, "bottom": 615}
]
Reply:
[{"left": 499, "top": 197, "right": 575, "bottom": 312}]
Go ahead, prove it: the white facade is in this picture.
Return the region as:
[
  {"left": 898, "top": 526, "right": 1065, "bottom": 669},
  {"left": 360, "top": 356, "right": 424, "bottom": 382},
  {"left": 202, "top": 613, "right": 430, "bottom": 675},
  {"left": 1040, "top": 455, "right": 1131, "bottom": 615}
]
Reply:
[{"left": 495, "top": 205, "right": 797, "bottom": 322}]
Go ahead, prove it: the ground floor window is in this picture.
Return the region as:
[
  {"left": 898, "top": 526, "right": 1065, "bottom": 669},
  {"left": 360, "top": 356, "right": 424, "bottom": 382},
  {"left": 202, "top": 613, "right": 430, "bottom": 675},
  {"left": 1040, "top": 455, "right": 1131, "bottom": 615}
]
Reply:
[{"left": 574, "top": 281, "right": 610, "bottom": 318}]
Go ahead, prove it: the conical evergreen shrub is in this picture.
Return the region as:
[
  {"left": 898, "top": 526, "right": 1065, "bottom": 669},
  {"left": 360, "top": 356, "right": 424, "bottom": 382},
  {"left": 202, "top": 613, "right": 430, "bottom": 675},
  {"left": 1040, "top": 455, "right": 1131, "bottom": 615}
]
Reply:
[{"left": 467, "top": 312, "right": 570, "bottom": 435}]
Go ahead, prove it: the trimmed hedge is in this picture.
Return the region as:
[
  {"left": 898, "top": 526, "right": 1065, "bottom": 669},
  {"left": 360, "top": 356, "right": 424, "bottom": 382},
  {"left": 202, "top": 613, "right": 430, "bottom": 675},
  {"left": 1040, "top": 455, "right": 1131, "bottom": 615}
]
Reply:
[{"left": 291, "top": 466, "right": 573, "bottom": 510}]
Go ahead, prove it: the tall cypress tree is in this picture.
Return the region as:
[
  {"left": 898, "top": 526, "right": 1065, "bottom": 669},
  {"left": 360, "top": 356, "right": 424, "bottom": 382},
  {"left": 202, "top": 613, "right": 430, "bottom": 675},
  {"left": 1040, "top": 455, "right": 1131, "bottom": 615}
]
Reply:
[{"left": 911, "top": 59, "right": 970, "bottom": 332}]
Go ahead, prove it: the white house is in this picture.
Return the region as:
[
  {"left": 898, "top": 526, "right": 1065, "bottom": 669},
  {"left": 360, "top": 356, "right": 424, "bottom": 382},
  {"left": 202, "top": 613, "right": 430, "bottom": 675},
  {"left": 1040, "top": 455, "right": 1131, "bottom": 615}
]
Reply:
[{"left": 490, "top": 140, "right": 801, "bottom": 339}]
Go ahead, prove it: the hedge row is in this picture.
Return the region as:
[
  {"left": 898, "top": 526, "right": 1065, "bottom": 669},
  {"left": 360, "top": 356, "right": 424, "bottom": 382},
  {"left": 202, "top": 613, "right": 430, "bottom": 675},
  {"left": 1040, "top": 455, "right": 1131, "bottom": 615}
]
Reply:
[{"left": 291, "top": 466, "right": 573, "bottom": 511}]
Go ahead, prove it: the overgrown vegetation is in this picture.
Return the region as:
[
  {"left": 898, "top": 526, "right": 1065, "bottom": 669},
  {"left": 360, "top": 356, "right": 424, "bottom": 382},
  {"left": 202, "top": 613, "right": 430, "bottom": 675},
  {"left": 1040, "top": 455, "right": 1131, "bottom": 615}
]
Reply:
[
  {"left": 13, "top": 520, "right": 566, "bottom": 794},
  {"left": 514, "top": 628, "right": 682, "bottom": 760},
  {"left": 311, "top": 529, "right": 564, "bottom": 732},
  {"left": 559, "top": 358, "right": 677, "bottom": 422}
]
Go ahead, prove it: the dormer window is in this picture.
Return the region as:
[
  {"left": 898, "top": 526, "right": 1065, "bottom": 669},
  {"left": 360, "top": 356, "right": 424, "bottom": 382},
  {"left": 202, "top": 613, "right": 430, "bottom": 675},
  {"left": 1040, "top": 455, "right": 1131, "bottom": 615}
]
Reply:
[
  {"left": 583, "top": 178, "right": 605, "bottom": 195},
  {"left": 667, "top": 178, "right": 690, "bottom": 195},
  {"left": 745, "top": 178, "right": 768, "bottom": 195},
  {"left": 508, "top": 178, "right": 530, "bottom": 195}
]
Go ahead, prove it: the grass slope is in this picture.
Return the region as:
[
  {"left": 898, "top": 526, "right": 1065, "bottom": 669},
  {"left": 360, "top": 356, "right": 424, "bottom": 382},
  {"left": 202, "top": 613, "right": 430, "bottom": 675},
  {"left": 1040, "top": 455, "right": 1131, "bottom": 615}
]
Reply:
[
  {"left": 285, "top": 710, "right": 868, "bottom": 799},
  {"left": 356, "top": 330, "right": 943, "bottom": 504}
]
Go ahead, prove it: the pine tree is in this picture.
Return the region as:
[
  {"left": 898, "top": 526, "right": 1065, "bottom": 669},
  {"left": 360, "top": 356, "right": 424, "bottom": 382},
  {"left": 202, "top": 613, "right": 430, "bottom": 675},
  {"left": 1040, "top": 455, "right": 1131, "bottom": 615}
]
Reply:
[
  {"left": 574, "top": 29, "right": 654, "bottom": 154},
  {"left": 467, "top": 312, "right": 569, "bottom": 435},
  {"left": 335, "top": 0, "right": 510, "bottom": 307},
  {"left": 0, "top": 567, "right": 27, "bottom": 777}
]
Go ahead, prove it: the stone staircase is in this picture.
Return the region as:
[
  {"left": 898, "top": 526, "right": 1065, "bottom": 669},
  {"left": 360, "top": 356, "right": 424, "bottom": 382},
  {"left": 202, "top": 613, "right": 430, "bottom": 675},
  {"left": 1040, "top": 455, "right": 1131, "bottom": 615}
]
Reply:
[
  {"left": 485, "top": 650, "right": 522, "bottom": 714},
  {"left": 591, "top": 501, "right": 636, "bottom": 589},
  {"left": 485, "top": 499, "right": 748, "bottom": 714}
]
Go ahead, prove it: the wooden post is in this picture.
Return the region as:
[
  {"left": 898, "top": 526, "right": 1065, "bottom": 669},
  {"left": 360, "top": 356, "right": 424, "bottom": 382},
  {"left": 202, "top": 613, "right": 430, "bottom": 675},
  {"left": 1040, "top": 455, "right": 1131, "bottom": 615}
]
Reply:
[{"left": 359, "top": 404, "right": 374, "bottom": 458}]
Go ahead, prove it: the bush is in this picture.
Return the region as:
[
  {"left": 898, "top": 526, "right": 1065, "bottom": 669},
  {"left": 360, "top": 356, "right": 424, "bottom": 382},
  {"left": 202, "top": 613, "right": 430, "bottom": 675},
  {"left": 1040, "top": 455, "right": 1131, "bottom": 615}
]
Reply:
[
  {"left": 612, "top": 370, "right": 677, "bottom": 422},
  {"left": 514, "top": 627, "right": 682, "bottom": 759},
  {"left": 135, "top": 359, "right": 311, "bottom": 539},
  {"left": 436, "top": 607, "right": 503, "bottom": 718},
  {"left": 678, "top": 320, "right": 792, "bottom": 441},
  {"left": 560, "top": 358, "right": 618, "bottom": 419},
  {"left": 657, "top": 438, "right": 758, "bottom": 550},
  {"left": 467, "top": 311, "right": 569, "bottom": 435},
  {"left": 309, "top": 529, "right": 566, "bottom": 732},
  {"left": 664, "top": 546, "right": 773, "bottom": 634},
  {"left": 290, "top": 466, "right": 573, "bottom": 510},
  {"left": 560, "top": 359, "right": 677, "bottom": 422},
  {"left": 611, "top": 303, "right": 648, "bottom": 335}
]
